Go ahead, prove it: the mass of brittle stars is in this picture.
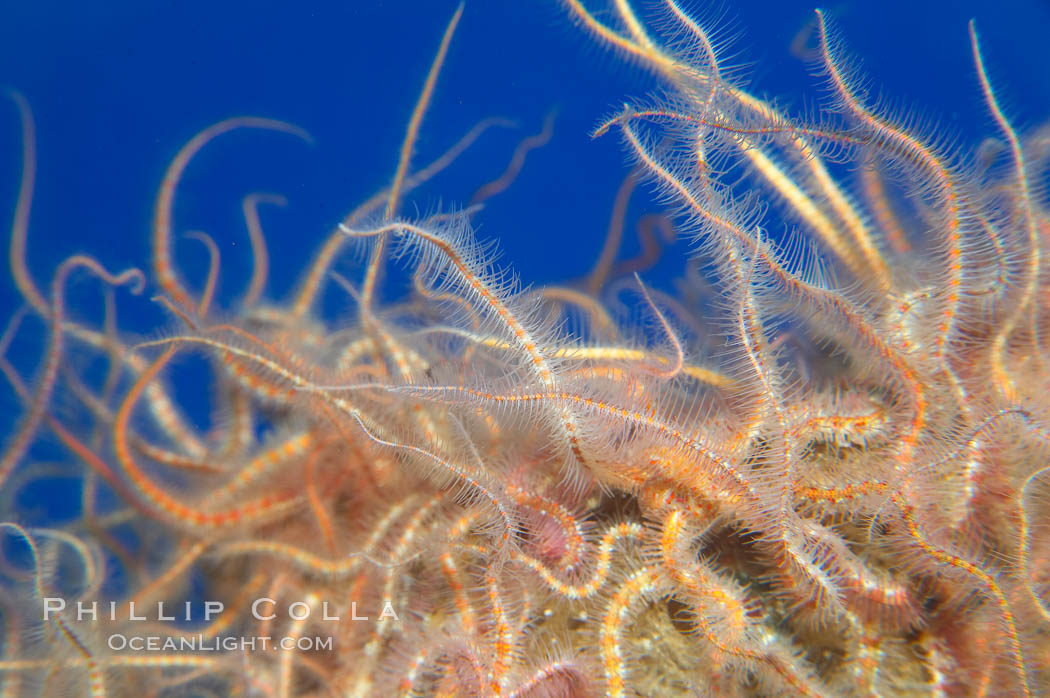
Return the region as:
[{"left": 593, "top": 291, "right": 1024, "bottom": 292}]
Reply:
[{"left": 1, "top": 1, "right": 1049, "bottom": 696}]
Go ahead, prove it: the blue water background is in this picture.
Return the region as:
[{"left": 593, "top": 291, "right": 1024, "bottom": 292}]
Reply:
[{"left": 0, "top": 0, "right": 1047, "bottom": 521}]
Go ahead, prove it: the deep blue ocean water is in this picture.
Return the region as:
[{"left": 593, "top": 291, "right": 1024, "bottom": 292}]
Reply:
[{"left": 0, "top": 0, "right": 1048, "bottom": 488}]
